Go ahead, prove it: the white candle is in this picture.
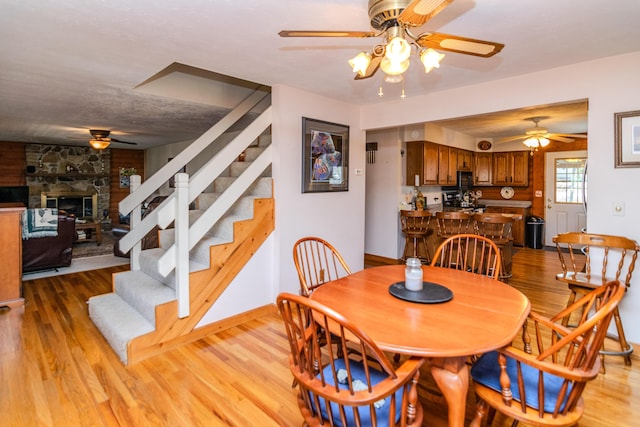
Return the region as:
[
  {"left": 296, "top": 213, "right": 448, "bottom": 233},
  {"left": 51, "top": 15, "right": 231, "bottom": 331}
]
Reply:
[{"left": 415, "top": 174, "right": 420, "bottom": 187}]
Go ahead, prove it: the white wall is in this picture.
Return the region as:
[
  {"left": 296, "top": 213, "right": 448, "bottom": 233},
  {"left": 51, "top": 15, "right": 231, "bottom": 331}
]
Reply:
[
  {"left": 272, "top": 85, "right": 366, "bottom": 297},
  {"left": 361, "top": 51, "right": 640, "bottom": 343},
  {"left": 365, "top": 128, "right": 404, "bottom": 260}
]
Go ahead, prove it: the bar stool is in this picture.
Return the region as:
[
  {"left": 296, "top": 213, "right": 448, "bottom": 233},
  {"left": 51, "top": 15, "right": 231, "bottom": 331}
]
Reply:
[
  {"left": 473, "top": 213, "right": 515, "bottom": 281},
  {"left": 400, "top": 209, "right": 433, "bottom": 263},
  {"left": 434, "top": 211, "right": 473, "bottom": 243}
]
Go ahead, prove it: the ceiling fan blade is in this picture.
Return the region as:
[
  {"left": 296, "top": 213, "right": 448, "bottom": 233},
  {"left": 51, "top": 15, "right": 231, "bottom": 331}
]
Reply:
[
  {"left": 111, "top": 138, "right": 137, "bottom": 145},
  {"left": 397, "top": 0, "right": 454, "bottom": 27},
  {"left": 547, "top": 135, "right": 575, "bottom": 143},
  {"left": 279, "top": 30, "right": 376, "bottom": 38},
  {"left": 354, "top": 55, "right": 382, "bottom": 80},
  {"left": 416, "top": 32, "right": 504, "bottom": 57},
  {"left": 551, "top": 133, "right": 588, "bottom": 139}
]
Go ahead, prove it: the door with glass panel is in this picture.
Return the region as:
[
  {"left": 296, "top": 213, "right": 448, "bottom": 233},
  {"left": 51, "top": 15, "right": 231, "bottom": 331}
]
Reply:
[{"left": 544, "top": 151, "right": 587, "bottom": 246}]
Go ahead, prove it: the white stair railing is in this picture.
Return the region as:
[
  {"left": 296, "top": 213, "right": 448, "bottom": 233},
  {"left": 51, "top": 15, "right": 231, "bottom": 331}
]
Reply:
[{"left": 116, "top": 87, "right": 272, "bottom": 318}]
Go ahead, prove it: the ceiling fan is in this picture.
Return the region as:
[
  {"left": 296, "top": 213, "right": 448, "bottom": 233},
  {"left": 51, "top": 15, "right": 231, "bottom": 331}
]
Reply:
[
  {"left": 88, "top": 129, "right": 137, "bottom": 150},
  {"left": 499, "top": 117, "right": 588, "bottom": 151},
  {"left": 279, "top": 0, "right": 504, "bottom": 82}
]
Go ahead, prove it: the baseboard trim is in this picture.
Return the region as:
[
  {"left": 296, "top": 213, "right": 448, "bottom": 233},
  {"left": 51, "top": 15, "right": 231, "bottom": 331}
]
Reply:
[
  {"left": 127, "top": 304, "right": 277, "bottom": 364},
  {"left": 364, "top": 253, "right": 401, "bottom": 267}
]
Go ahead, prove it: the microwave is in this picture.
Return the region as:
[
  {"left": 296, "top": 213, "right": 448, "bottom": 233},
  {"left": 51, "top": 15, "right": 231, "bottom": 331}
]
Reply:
[
  {"left": 442, "top": 171, "right": 473, "bottom": 192},
  {"left": 457, "top": 171, "right": 473, "bottom": 191}
]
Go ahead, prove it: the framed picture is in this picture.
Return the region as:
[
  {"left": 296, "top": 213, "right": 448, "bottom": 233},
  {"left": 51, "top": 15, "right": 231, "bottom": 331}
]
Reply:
[
  {"left": 119, "top": 167, "right": 137, "bottom": 188},
  {"left": 614, "top": 110, "right": 640, "bottom": 168},
  {"left": 301, "top": 117, "right": 349, "bottom": 193}
]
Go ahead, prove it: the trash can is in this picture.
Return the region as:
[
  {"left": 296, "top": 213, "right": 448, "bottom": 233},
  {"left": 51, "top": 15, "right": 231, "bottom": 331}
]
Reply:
[{"left": 526, "top": 216, "right": 545, "bottom": 249}]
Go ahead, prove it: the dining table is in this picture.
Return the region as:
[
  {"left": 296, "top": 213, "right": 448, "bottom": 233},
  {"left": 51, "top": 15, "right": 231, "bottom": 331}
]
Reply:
[{"left": 309, "top": 264, "right": 530, "bottom": 427}]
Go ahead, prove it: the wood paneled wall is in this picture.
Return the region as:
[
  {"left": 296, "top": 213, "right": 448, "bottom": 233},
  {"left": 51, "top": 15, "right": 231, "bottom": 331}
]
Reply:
[
  {"left": 109, "top": 149, "right": 145, "bottom": 224},
  {"left": 477, "top": 140, "right": 587, "bottom": 218},
  {"left": 0, "top": 142, "right": 26, "bottom": 186}
]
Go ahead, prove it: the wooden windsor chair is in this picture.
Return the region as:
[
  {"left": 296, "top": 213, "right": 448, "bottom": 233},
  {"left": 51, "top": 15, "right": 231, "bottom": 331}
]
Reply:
[
  {"left": 277, "top": 292, "right": 424, "bottom": 427},
  {"left": 470, "top": 280, "right": 625, "bottom": 427},
  {"left": 553, "top": 232, "right": 639, "bottom": 372},
  {"left": 293, "top": 236, "right": 351, "bottom": 297}
]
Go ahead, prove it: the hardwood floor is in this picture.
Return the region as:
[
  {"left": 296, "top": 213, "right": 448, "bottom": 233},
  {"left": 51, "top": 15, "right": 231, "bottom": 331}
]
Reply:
[{"left": 3, "top": 249, "right": 638, "bottom": 426}]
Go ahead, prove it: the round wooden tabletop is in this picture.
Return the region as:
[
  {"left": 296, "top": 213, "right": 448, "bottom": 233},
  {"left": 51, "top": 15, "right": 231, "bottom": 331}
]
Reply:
[{"left": 310, "top": 264, "right": 530, "bottom": 358}]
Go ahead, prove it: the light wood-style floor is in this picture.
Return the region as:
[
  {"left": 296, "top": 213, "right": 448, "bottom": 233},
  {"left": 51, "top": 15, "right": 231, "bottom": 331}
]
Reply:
[{"left": 3, "top": 248, "right": 638, "bottom": 426}]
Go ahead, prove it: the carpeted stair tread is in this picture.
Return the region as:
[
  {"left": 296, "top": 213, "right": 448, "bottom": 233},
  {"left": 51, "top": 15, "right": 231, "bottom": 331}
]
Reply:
[
  {"left": 114, "top": 270, "right": 176, "bottom": 324},
  {"left": 139, "top": 248, "right": 208, "bottom": 288},
  {"left": 88, "top": 293, "right": 154, "bottom": 364}
]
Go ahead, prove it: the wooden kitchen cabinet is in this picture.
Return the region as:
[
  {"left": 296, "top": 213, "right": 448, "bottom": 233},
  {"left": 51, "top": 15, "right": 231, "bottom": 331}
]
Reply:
[
  {"left": 457, "top": 149, "right": 473, "bottom": 171},
  {"left": 438, "top": 145, "right": 458, "bottom": 186},
  {"left": 0, "top": 203, "right": 25, "bottom": 308},
  {"left": 493, "top": 151, "right": 529, "bottom": 186},
  {"left": 473, "top": 152, "right": 493, "bottom": 186},
  {"left": 485, "top": 206, "right": 531, "bottom": 246},
  {"left": 406, "top": 141, "right": 439, "bottom": 185}
]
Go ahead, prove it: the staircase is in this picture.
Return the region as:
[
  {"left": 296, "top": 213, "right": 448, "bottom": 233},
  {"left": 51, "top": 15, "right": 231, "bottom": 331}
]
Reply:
[{"left": 88, "top": 89, "right": 274, "bottom": 364}]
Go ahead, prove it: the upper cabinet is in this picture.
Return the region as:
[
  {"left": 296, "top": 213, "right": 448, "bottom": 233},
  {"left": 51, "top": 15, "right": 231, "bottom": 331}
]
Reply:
[
  {"left": 473, "top": 152, "right": 493, "bottom": 186},
  {"left": 457, "top": 149, "right": 473, "bottom": 171},
  {"left": 406, "top": 141, "right": 438, "bottom": 186},
  {"left": 406, "top": 142, "right": 529, "bottom": 188},
  {"left": 437, "top": 146, "right": 458, "bottom": 186},
  {"left": 493, "top": 151, "right": 529, "bottom": 186}
]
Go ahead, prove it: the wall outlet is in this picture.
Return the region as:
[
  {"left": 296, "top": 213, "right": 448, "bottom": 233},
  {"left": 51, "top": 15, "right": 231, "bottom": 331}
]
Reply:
[
  {"left": 612, "top": 201, "right": 625, "bottom": 216},
  {"left": 354, "top": 168, "right": 363, "bottom": 176},
  {"left": 535, "top": 190, "right": 543, "bottom": 198}
]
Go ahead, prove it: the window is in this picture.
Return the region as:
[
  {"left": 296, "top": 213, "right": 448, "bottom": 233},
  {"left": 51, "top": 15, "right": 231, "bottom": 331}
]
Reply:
[{"left": 555, "top": 158, "right": 587, "bottom": 204}]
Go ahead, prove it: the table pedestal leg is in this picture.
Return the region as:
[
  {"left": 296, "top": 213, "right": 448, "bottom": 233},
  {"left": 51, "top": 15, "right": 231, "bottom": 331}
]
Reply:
[{"left": 430, "top": 356, "right": 468, "bottom": 427}]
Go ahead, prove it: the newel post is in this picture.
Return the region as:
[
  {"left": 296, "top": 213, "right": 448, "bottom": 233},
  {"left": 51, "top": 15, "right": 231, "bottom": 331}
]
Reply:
[
  {"left": 174, "top": 172, "right": 190, "bottom": 318},
  {"left": 129, "top": 175, "right": 142, "bottom": 271}
]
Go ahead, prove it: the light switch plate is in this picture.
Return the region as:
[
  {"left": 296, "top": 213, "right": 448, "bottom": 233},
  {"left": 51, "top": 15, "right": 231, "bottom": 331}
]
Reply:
[{"left": 535, "top": 190, "right": 543, "bottom": 197}]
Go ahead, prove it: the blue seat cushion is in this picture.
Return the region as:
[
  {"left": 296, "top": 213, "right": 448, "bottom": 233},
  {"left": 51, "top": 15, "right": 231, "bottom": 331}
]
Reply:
[
  {"left": 471, "top": 351, "right": 573, "bottom": 413},
  {"left": 309, "top": 359, "right": 405, "bottom": 427}
]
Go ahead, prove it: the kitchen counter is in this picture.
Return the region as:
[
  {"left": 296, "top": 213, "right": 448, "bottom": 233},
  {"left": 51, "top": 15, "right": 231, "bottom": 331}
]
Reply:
[{"left": 477, "top": 199, "right": 532, "bottom": 208}]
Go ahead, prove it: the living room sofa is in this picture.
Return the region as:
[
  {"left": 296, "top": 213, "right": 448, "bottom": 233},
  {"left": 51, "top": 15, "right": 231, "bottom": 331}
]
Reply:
[{"left": 22, "top": 212, "right": 76, "bottom": 272}]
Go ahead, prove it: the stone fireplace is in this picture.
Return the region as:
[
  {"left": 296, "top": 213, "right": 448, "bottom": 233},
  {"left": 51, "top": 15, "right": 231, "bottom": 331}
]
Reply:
[{"left": 25, "top": 144, "right": 110, "bottom": 219}]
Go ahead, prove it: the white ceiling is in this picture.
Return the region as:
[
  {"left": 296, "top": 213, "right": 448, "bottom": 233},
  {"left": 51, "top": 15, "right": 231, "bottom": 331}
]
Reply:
[{"left": 1, "top": 0, "right": 639, "bottom": 149}]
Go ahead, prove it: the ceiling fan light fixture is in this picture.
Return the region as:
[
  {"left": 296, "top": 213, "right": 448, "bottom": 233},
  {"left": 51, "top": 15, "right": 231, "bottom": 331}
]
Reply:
[
  {"left": 420, "top": 48, "right": 444, "bottom": 73},
  {"left": 89, "top": 138, "right": 110, "bottom": 150},
  {"left": 348, "top": 51, "right": 372, "bottom": 76},
  {"left": 523, "top": 136, "right": 549, "bottom": 148},
  {"left": 385, "top": 36, "right": 411, "bottom": 62},
  {"left": 380, "top": 57, "right": 410, "bottom": 76},
  {"left": 384, "top": 73, "right": 403, "bottom": 83}
]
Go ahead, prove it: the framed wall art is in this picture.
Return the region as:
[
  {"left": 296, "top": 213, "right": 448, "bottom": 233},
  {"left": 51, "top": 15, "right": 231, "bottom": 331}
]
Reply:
[
  {"left": 119, "top": 167, "right": 137, "bottom": 188},
  {"left": 301, "top": 117, "right": 349, "bottom": 193},
  {"left": 614, "top": 110, "right": 640, "bottom": 168}
]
